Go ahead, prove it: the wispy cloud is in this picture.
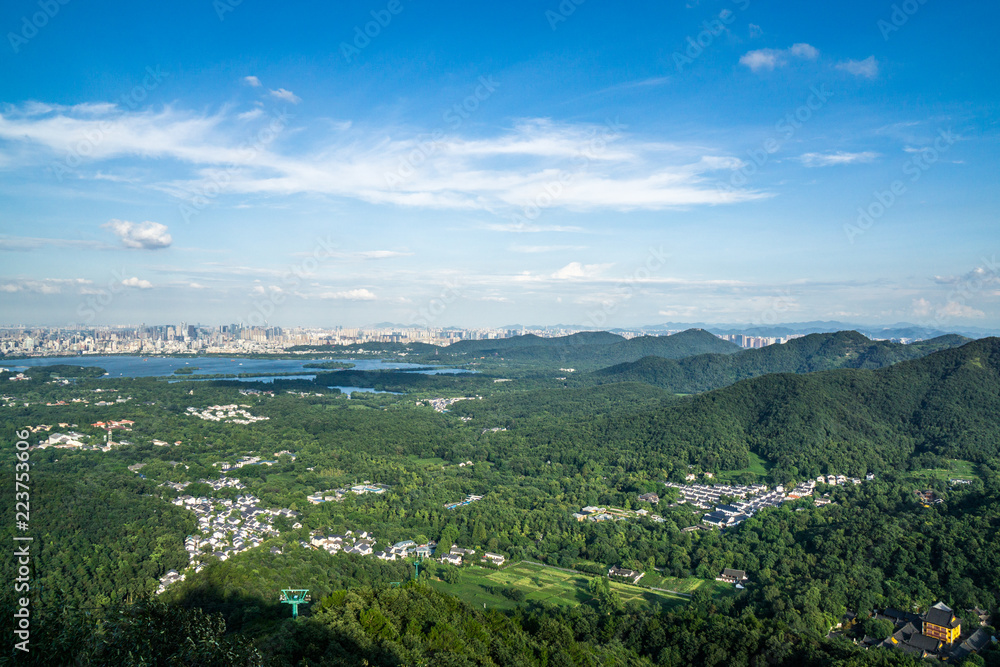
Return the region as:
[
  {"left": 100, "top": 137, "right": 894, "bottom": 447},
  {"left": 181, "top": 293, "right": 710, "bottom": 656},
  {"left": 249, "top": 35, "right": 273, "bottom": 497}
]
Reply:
[
  {"left": 836, "top": 56, "right": 878, "bottom": 79},
  {"left": 269, "top": 88, "right": 301, "bottom": 104},
  {"left": 0, "top": 278, "right": 92, "bottom": 294},
  {"left": 740, "top": 43, "right": 819, "bottom": 71},
  {"left": 237, "top": 108, "right": 264, "bottom": 121},
  {"left": 0, "top": 236, "right": 113, "bottom": 252},
  {"left": 0, "top": 104, "right": 767, "bottom": 214},
  {"left": 243, "top": 76, "right": 261, "bottom": 87},
  {"left": 509, "top": 244, "right": 587, "bottom": 253},
  {"left": 314, "top": 288, "right": 377, "bottom": 301},
  {"left": 798, "top": 151, "right": 879, "bottom": 167}
]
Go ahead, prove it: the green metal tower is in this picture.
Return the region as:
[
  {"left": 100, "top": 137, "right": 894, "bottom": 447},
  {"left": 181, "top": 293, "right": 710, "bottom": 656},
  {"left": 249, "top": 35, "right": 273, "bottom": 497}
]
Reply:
[{"left": 279, "top": 589, "right": 311, "bottom": 618}]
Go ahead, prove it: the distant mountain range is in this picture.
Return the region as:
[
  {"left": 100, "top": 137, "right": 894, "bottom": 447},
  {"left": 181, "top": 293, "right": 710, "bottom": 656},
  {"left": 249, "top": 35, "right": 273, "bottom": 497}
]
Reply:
[
  {"left": 442, "top": 328, "right": 740, "bottom": 367},
  {"left": 592, "top": 331, "right": 972, "bottom": 394},
  {"left": 596, "top": 335, "right": 1000, "bottom": 476}
]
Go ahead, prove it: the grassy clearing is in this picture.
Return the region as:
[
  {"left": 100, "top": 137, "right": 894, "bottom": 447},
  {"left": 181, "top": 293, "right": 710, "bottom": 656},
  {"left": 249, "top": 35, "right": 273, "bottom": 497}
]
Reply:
[
  {"left": 641, "top": 573, "right": 734, "bottom": 596},
  {"left": 906, "top": 459, "right": 979, "bottom": 484},
  {"left": 716, "top": 452, "right": 772, "bottom": 482},
  {"left": 429, "top": 562, "right": 689, "bottom": 612}
]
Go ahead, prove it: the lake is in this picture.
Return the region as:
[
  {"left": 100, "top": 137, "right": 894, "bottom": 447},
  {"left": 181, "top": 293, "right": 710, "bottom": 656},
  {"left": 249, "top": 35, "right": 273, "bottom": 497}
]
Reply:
[{"left": 6, "top": 355, "right": 470, "bottom": 379}]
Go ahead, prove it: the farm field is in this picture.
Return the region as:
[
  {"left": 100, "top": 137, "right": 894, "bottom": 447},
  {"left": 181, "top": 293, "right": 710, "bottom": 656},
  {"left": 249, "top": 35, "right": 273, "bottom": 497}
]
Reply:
[
  {"left": 906, "top": 459, "right": 980, "bottom": 484},
  {"left": 430, "top": 561, "right": 690, "bottom": 612}
]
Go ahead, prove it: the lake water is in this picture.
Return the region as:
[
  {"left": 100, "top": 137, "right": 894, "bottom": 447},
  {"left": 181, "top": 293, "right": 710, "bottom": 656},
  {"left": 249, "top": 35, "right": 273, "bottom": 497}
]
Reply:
[{"left": 6, "top": 356, "right": 469, "bottom": 378}]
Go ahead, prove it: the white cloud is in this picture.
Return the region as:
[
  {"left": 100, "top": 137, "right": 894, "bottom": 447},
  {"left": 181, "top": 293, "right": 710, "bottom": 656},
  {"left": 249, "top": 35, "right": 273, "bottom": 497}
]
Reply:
[
  {"left": 798, "top": 151, "right": 879, "bottom": 167},
  {"left": 789, "top": 43, "right": 819, "bottom": 59},
  {"left": 103, "top": 219, "right": 172, "bottom": 249},
  {"left": 237, "top": 108, "right": 264, "bottom": 121},
  {"left": 740, "top": 43, "right": 819, "bottom": 71},
  {"left": 354, "top": 250, "right": 412, "bottom": 259},
  {"left": 121, "top": 276, "right": 153, "bottom": 289},
  {"left": 0, "top": 104, "right": 767, "bottom": 213},
  {"left": 269, "top": 88, "right": 301, "bottom": 104},
  {"left": 551, "top": 262, "right": 614, "bottom": 280},
  {"left": 749, "top": 23, "right": 763, "bottom": 38},
  {"left": 316, "top": 288, "right": 377, "bottom": 301},
  {"left": 912, "top": 298, "right": 932, "bottom": 317},
  {"left": 836, "top": 56, "right": 878, "bottom": 79},
  {"left": 0, "top": 278, "right": 91, "bottom": 294},
  {"left": 939, "top": 301, "right": 985, "bottom": 319},
  {"left": 189, "top": 282, "right": 206, "bottom": 289},
  {"left": 0, "top": 236, "right": 112, "bottom": 251},
  {"left": 510, "top": 244, "right": 587, "bottom": 253},
  {"left": 244, "top": 76, "right": 261, "bottom": 87}
]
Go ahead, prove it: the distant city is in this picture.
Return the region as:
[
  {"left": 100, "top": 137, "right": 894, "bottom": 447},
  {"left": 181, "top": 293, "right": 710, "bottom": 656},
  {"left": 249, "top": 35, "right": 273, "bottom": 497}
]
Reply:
[{"left": 0, "top": 322, "right": 951, "bottom": 358}]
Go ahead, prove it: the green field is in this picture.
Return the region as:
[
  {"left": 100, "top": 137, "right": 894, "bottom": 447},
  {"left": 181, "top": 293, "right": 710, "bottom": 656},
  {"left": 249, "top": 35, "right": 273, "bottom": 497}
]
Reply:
[
  {"left": 906, "top": 459, "right": 980, "bottom": 484},
  {"left": 716, "top": 451, "right": 772, "bottom": 482},
  {"left": 640, "top": 572, "right": 735, "bottom": 596},
  {"left": 429, "top": 562, "right": 690, "bottom": 612}
]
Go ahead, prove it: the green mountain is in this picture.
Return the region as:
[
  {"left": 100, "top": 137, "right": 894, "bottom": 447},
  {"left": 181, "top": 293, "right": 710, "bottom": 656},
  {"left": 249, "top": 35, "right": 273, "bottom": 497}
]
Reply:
[
  {"left": 444, "top": 328, "right": 740, "bottom": 367},
  {"left": 603, "top": 336, "right": 1000, "bottom": 478},
  {"left": 592, "top": 331, "right": 971, "bottom": 394}
]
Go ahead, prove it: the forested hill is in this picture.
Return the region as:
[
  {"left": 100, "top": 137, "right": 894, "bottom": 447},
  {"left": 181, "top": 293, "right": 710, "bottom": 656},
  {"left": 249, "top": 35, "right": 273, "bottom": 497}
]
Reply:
[
  {"left": 591, "top": 331, "right": 971, "bottom": 394},
  {"left": 442, "top": 328, "right": 740, "bottom": 367},
  {"left": 587, "top": 336, "right": 1000, "bottom": 479}
]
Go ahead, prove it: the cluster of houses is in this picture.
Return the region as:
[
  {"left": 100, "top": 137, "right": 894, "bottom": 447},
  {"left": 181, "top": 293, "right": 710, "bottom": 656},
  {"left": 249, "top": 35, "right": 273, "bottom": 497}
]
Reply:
[
  {"left": 185, "top": 404, "right": 269, "bottom": 424},
  {"left": 419, "top": 396, "right": 478, "bottom": 412},
  {"left": 915, "top": 489, "right": 944, "bottom": 507},
  {"left": 305, "top": 530, "right": 376, "bottom": 557},
  {"left": 572, "top": 505, "right": 665, "bottom": 524},
  {"left": 157, "top": 477, "right": 301, "bottom": 593},
  {"left": 858, "top": 603, "right": 995, "bottom": 661},
  {"left": 91, "top": 419, "right": 134, "bottom": 430},
  {"left": 300, "top": 533, "right": 505, "bottom": 569},
  {"left": 307, "top": 483, "right": 387, "bottom": 504},
  {"left": 664, "top": 475, "right": 872, "bottom": 530}
]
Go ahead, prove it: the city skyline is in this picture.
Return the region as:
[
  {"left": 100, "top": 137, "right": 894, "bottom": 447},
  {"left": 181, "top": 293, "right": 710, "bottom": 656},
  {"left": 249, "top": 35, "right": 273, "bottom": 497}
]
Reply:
[{"left": 2, "top": 1, "right": 999, "bottom": 328}]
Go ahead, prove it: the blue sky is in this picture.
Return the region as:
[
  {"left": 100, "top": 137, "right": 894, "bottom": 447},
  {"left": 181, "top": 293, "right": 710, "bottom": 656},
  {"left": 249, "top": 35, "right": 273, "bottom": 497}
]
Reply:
[{"left": 1, "top": 0, "right": 998, "bottom": 329}]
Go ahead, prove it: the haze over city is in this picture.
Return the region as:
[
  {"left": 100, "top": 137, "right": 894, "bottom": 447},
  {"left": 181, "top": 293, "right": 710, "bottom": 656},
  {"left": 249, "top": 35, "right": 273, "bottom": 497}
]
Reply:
[{"left": 2, "top": 0, "right": 998, "bottom": 329}]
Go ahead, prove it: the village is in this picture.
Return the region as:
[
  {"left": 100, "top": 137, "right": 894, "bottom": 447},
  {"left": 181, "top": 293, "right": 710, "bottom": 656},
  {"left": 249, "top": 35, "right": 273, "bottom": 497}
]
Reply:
[
  {"left": 186, "top": 403, "right": 270, "bottom": 424},
  {"left": 840, "top": 602, "right": 995, "bottom": 662}
]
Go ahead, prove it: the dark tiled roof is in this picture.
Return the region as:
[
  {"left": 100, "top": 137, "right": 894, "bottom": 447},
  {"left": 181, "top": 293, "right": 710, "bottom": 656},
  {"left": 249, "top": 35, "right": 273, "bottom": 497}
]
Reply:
[
  {"left": 923, "top": 608, "right": 959, "bottom": 628},
  {"left": 906, "top": 633, "right": 941, "bottom": 652}
]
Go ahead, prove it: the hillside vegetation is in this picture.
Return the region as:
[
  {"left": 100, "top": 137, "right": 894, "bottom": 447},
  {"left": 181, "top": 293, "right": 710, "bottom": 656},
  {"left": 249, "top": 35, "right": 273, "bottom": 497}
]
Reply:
[{"left": 591, "top": 331, "right": 971, "bottom": 394}]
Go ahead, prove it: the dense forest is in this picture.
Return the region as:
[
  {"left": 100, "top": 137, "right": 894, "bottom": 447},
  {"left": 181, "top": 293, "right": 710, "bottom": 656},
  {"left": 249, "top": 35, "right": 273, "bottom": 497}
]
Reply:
[
  {"left": 2, "top": 333, "right": 999, "bottom": 664},
  {"left": 591, "top": 331, "right": 971, "bottom": 393}
]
